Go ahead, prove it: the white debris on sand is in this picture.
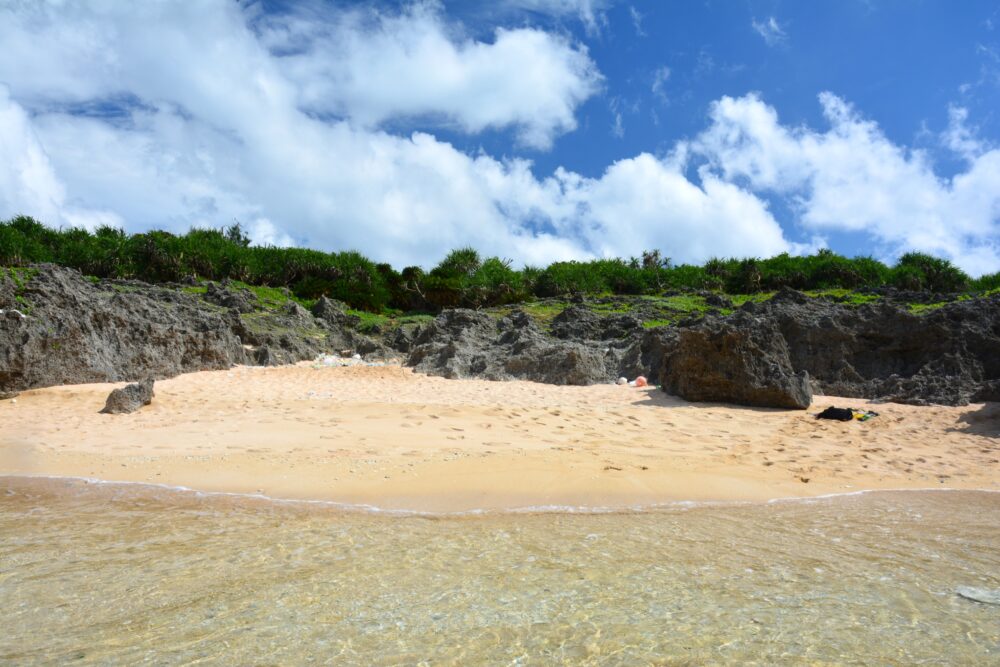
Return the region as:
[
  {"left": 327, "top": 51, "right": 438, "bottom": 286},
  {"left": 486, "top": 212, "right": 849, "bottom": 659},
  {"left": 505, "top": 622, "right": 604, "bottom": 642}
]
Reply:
[{"left": 310, "top": 353, "right": 401, "bottom": 369}]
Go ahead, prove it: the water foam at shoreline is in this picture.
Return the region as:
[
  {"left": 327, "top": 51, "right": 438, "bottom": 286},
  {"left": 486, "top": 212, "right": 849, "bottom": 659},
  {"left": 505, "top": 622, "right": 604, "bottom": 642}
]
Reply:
[{"left": 4, "top": 472, "right": 997, "bottom": 518}]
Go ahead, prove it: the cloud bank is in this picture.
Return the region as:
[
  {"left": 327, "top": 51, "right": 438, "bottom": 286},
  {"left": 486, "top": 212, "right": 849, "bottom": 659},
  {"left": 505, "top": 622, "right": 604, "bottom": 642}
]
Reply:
[
  {"left": 694, "top": 94, "right": 1000, "bottom": 276},
  {"left": 261, "top": 3, "right": 602, "bottom": 149},
  {"left": 0, "top": 1, "right": 997, "bottom": 274}
]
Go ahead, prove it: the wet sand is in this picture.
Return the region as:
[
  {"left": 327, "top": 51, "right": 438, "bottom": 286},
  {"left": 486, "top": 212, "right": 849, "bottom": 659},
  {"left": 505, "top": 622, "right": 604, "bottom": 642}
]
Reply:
[{"left": 1, "top": 364, "right": 998, "bottom": 511}]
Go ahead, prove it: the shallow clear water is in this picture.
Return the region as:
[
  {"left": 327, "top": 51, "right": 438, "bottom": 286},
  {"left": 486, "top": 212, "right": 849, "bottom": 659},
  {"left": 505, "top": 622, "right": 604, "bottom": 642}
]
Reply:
[{"left": 1, "top": 478, "right": 998, "bottom": 665}]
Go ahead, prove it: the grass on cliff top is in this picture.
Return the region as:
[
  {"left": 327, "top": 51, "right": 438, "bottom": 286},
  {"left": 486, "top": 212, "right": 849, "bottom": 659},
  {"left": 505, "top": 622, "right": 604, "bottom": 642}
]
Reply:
[
  {"left": 908, "top": 302, "right": 948, "bottom": 315},
  {"left": 485, "top": 294, "right": 727, "bottom": 330},
  {"left": 487, "top": 301, "right": 567, "bottom": 327},
  {"left": 240, "top": 311, "right": 329, "bottom": 340},
  {"left": 6, "top": 262, "right": 990, "bottom": 331},
  {"left": 180, "top": 281, "right": 317, "bottom": 311},
  {"left": 346, "top": 309, "right": 436, "bottom": 334},
  {"left": 802, "top": 288, "right": 881, "bottom": 305},
  {"left": 177, "top": 278, "right": 435, "bottom": 333},
  {"left": 484, "top": 289, "right": 900, "bottom": 331},
  {"left": 905, "top": 287, "right": 1000, "bottom": 314}
]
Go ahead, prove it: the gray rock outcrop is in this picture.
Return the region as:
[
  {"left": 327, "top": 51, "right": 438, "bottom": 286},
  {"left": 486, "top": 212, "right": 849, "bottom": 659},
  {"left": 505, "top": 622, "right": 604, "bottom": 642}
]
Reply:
[
  {"left": 659, "top": 312, "right": 812, "bottom": 409},
  {"left": 0, "top": 265, "right": 248, "bottom": 392},
  {"left": 311, "top": 296, "right": 360, "bottom": 328},
  {"left": 309, "top": 296, "right": 389, "bottom": 358},
  {"left": 100, "top": 378, "right": 154, "bottom": 414},
  {"left": 0, "top": 264, "right": 389, "bottom": 392},
  {"left": 550, "top": 305, "right": 642, "bottom": 341},
  {"left": 654, "top": 289, "right": 1000, "bottom": 408},
  {"left": 618, "top": 327, "right": 678, "bottom": 386},
  {"left": 3, "top": 264, "right": 998, "bottom": 410},
  {"left": 404, "top": 293, "right": 1000, "bottom": 408},
  {"left": 756, "top": 288, "right": 1000, "bottom": 406},
  {"left": 407, "top": 309, "right": 618, "bottom": 385},
  {"left": 204, "top": 282, "right": 256, "bottom": 313}
]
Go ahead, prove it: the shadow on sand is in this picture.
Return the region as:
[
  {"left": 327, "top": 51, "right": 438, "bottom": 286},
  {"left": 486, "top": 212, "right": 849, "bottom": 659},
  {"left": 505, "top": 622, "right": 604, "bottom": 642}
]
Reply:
[
  {"left": 950, "top": 402, "right": 1000, "bottom": 438},
  {"left": 625, "top": 386, "right": 808, "bottom": 413}
]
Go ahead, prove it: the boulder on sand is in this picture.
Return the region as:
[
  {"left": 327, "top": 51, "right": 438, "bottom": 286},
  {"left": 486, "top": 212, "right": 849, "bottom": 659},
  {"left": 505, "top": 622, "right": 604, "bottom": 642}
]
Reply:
[
  {"left": 100, "top": 378, "right": 155, "bottom": 414},
  {"left": 660, "top": 312, "right": 812, "bottom": 409}
]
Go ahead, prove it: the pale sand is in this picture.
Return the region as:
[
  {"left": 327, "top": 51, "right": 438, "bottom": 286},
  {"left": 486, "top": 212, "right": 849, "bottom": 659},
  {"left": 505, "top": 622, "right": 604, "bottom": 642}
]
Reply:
[{"left": 1, "top": 363, "right": 998, "bottom": 511}]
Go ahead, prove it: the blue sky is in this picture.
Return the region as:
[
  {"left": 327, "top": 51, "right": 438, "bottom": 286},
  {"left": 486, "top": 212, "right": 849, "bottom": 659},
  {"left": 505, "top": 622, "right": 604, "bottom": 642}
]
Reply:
[
  {"left": 527, "top": 1, "right": 999, "bottom": 172},
  {"left": 1, "top": 1, "right": 999, "bottom": 273}
]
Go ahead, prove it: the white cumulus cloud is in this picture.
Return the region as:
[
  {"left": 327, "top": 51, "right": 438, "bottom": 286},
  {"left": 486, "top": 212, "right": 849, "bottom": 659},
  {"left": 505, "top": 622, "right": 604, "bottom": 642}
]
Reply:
[
  {"left": 260, "top": 3, "right": 602, "bottom": 150},
  {"left": 694, "top": 93, "right": 1000, "bottom": 275},
  {"left": 0, "top": 1, "right": 995, "bottom": 275},
  {"left": 0, "top": 86, "right": 66, "bottom": 225},
  {"left": 0, "top": 0, "right": 801, "bottom": 269},
  {"left": 556, "top": 153, "right": 794, "bottom": 262}
]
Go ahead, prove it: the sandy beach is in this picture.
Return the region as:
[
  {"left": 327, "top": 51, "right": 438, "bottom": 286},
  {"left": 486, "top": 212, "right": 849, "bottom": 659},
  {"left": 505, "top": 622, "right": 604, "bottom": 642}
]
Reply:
[{"left": 1, "top": 363, "right": 997, "bottom": 512}]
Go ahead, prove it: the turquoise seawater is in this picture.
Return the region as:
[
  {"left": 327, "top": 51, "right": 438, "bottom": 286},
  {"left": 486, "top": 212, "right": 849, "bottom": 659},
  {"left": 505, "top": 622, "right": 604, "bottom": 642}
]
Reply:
[{"left": 1, "top": 478, "right": 998, "bottom": 665}]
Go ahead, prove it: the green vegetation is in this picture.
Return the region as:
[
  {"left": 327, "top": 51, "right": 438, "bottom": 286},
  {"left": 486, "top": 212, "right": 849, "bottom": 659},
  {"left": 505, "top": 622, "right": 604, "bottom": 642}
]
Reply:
[
  {"left": 802, "top": 288, "right": 880, "bottom": 305},
  {"left": 5, "top": 266, "right": 38, "bottom": 290},
  {"left": 346, "top": 310, "right": 436, "bottom": 334},
  {"left": 240, "top": 311, "right": 327, "bottom": 340},
  {"left": 4, "top": 266, "right": 39, "bottom": 314},
  {"left": 2, "top": 216, "right": 998, "bottom": 316}
]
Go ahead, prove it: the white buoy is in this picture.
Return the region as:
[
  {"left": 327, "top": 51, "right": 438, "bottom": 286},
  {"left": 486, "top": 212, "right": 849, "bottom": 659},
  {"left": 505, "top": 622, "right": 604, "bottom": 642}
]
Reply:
[{"left": 616, "top": 377, "right": 628, "bottom": 385}]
